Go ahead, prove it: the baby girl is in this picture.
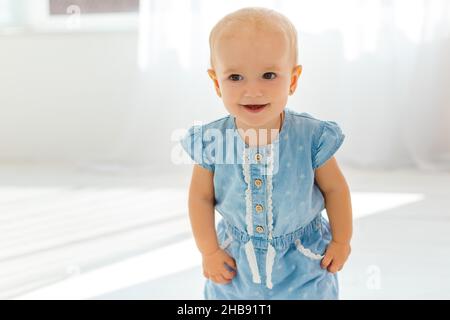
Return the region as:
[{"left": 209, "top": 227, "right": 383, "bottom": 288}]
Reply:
[{"left": 179, "top": 7, "right": 353, "bottom": 300}]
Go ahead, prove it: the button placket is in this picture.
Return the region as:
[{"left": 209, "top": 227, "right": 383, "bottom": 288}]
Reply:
[
  {"left": 255, "top": 225, "right": 265, "bottom": 233},
  {"left": 254, "top": 153, "right": 263, "bottom": 163},
  {"left": 250, "top": 155, "right": 267, "bottom": 236},
  {"left": 255, "top": 203, "right": 264, "bottom": 213}
]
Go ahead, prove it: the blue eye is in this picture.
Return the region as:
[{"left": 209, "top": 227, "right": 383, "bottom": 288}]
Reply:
[
  {"left": 228, "top": 73, "right": 276, "bottom": 81},
  {"left": 263, "top": 72, "right": 277, "bottom": 80},
  {"left": 229, "top": 74, "right": 243, "bottom": 81}
]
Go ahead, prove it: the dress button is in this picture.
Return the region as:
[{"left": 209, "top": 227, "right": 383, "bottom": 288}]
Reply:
[
  {"left": 254, "top": 153, "right": 263, "bottom": 162},
  {"left": 254, "top": 179, "right": 262, "bottom": 187},
  {"left": 255, "top": 225, "right": 264, "bottom": 233},
  {"left": 255, "top": 204, "right": 264, "bottom": 213}
]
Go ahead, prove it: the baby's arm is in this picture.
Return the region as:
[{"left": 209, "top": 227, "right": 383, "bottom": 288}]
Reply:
[
  {"left": 188, "top": 164, "right": 237, "bottom": 284},
  {"left": 314, "top": 156, "right": 353, "bottom": 273},
  {"left": 188, "top": 164, "right": 219, "bottom": 255}
]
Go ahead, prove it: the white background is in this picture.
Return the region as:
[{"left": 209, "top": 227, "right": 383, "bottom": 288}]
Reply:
[{"left": 0, "top": 0, "right": 449, "bottom": 300}]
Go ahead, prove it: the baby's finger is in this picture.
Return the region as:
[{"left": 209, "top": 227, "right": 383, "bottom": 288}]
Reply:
[
  {"left": 212, "top": 274, "right": 230, "bottom": 284},
  {"left": 225, "top": 256, "right": 237, "bottom": 270},
  {"left": 221, "top": 268, "right": 236, "bottom": 280},
  {"left": 327, "top": 259, "right": 341, "bottom": 274},
  {"left": 321, "top": 254, "right": 333, "bottom": 269}
]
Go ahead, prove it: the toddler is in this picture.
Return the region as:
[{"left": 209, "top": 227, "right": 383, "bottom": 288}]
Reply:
[{"left": 179, "top": 7, "right": 352, "bottom": 300}]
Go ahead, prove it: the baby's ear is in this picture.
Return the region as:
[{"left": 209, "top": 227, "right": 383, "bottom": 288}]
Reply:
[
  {"left": 291, "top": 64, "right": 302, "bottom": 78},
  {"left": 289, "top": 65, "right": 302, "bottom": 95},
  {"left": 207, "top": 69, "right": 222, "bottom": 98},
  {"left": 207, "top": 69, "right": 219, "bottom": 82}
]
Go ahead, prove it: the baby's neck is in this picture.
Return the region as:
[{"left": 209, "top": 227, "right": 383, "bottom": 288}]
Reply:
[{"left": 235, "top": 112, "right": 284, "bottom": 147}]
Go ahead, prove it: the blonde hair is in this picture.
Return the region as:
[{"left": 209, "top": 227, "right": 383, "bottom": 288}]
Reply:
[{"left": 208, "top": 7, "right": 298, "bottom": 69}]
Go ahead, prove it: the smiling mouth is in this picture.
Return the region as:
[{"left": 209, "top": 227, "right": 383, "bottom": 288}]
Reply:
[{"left": 241, "top": 103, "right": 269, "bottom": 110}]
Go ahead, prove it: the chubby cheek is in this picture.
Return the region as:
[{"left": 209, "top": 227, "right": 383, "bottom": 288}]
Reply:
[
  {"left": 272, "top": 95, "right": 289, "bottom": 110},
  {"left": 220, "top": 86, "right": 241, "bottom": 112}
]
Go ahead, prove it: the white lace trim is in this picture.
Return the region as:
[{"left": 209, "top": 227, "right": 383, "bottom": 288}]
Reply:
[
  {"left": 244, "top": 241, "right": 261, "bottom": 284},
  {"left": 265, "top": 143, "right": 276, "bottom": 289},
  {"left": 265, "top": 243, "right": 276, "bottom": 289},
  {"left": 266, "top": 143, "right": 275, "bottom": 240},
  {"left": 295, "top": 239, "right": 325, "bottom": 260},
  {"left": 242, "top": 147, "right": 253, "bottom": 236}
]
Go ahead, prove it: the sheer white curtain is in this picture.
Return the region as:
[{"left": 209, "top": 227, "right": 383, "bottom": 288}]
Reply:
[
  {"left": 1, "top": 0, "right": 449, "bottom": 171},
  {"left": 136, "top": 0, "right": 450, "bottom": 172}
]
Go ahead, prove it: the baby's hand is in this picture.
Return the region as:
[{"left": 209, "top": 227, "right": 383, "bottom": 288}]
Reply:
[
  {"left": 321, "top": 240, "right": 351, "bottom": 273},
  {"left": 202, "top": 248, "right": 237, "bottom": 284}
]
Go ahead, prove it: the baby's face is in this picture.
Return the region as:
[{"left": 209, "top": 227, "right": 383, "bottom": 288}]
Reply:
[{"left": 208, "top": 26, "right": 301, "bottom": 127}]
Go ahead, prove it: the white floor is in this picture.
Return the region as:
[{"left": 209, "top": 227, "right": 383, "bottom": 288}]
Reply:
[{"left": 1, "top": 163, "right": 450, "bottom": 300}]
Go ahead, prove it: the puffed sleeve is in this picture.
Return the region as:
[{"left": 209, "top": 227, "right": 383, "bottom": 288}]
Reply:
[
  {"left": 312, "top": 120, "right": 345, "bottom": 169},
  {"left": 179, "top": 125, "right": 215, "bottom": 172}
]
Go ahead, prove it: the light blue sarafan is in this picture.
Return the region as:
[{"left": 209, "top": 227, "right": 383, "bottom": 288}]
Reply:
[{"left": 179, "top": 107, "right": 345, "bottom": 300}]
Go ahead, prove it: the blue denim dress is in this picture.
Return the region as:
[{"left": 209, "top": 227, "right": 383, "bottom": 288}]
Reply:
[{"left": 179, "top": 107, "right": 345, "bottom": 300}]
